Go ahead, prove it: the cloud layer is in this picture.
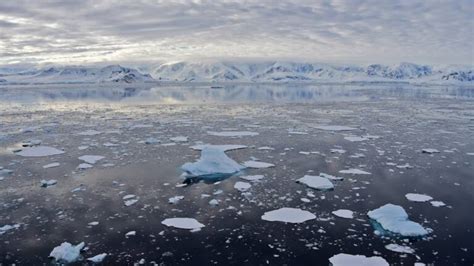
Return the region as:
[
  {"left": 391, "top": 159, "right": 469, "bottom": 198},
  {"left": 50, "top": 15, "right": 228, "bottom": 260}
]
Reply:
[{"left": 0, "top": 0, "right": 473, "bottom": 65}]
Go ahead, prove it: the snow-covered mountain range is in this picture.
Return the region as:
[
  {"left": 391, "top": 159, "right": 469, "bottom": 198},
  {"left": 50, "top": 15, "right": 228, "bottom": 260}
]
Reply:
[{"left": 0, "top": 61, "right": 472, "bottom": 85}]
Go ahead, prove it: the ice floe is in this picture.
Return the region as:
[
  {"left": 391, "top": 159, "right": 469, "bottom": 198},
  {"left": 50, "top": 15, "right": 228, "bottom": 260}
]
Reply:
[
  {"left": 234, "top": 181, "right": 251, "bottom": 192},
  {"left": 190, "top": 144, "right": 247, "bottom": 152},
  {"left": 77, "top": 129, "right": 101, "bottom": 136},
  {"left": 168, "top": 196, "right": 184, "bottom": 204},
  {"left": 239, "top": 175, "right": 264, "bottom": 182},
  {"left": 49, "top": 242, "right": 85, "bottom": 264},
  {"left": 339, "top": 169, "right": 371, "bottom": 175},
  {"left": 0, "top": 224, "right": 20, "bottom": 235},
  {"left": 385, "top": 243, "right": 415, "bottom": 254},
  {"left": 43, "top": 162, "right": 60, "bottom": 169},
  {"left": 16, "top": 146, "right": 65, "bottom": 157},
  {"left": 314, "top": 125, "right": 357, "bottom": 131},
  {"left": 161, "top": 218, "right": 205, "bottom": 230},
  {"left": 182, "top": 145, "right": 245, "bottom": 177},
  {"left": 332, "top": 209, "right": 354, "bottom": 219},
  {"left": 296, "top": 175, "right": 334, "bottom": 190},
  {"left": 125, "top": 231, "right": 136, "bottom": 237},
  {"left": 170, "top": 136, "right": 188, "bottom": 142},
  {"left": 261, "top": 207, "right": 316, "bottom": 223},
  {"left": 319, "top": 173, "right": 344, "bottom": 181},
  {"left": 430, "top": 201, "right": 446, "bottom": 207},
  {"left": 77, "top": 163, "right": 93, "bottom": 170},
  {"left": 329, "top": 253, "right": 389, "bottom": 266},
  {"left": 367, "top": 204, "right": 429, "bottom": 237},
  {"left": 207, "top": 131, "right": 259, "bottom": 137},
  {"left": 422, "top": 148, "right": 440, "bottom": 154},
  {"left": 405, "top": 193, "right": 433, "bottom": 202},
  {"left": 78, "top": 155, "right": 105, "bottom": 164},
  {"left": 41, "top": 179, "right": 57, "bottom": 187},
  {"left": 123, "top": 194, "right": 139, "bottom": 206},
  {"left": 242, "top": 161, "right": 275, "bottom": 169},
  {"left": 87, "top": 253, "right": 107, "bottom": 263}
]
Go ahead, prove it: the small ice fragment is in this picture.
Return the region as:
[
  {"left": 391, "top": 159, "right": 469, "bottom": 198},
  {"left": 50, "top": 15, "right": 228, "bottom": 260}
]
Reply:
[
  {"left": 339, "top": 169, "right": 371, "bottom": 175},
  {"left": 161, "top": 218, "right": 205, "bottom": 230},
  {"left": 190, "top": 144, "right": 247, "bottom": 152},
  {"left": 239, "top": 175, "right": 264, "bottom": 182},
  {"left": 332, "top": 209, "right": 354, "bottom": 219},
  {"left": 405, "top": 193, "right": 433, "bottom": 202},
  {"left": 296, "top": 175, "right": 334, "bottom": 190},
  {"left": 125, "top": 231, "right": 136, "bottom": 237},
  {"left": 0, "top": 224, "right": 20, "bottom": 235},
  {"left": 209, "top": 199, "right": 219, "bottom": 206},
  {"left": 422, "top": 148, "right": 440, "bottom": 154},
  {"left": 170, "top": 136, "right": 188, "bottom": 142},
  {"left": 344, "top": 136, "right": 368, "bottom": 142},
  {"left": 49, "top": 242, "right": 85, "bottom": 263},
  {"left": 430, "top": 201, "right": 446, "bottom": 207},
  {"left": 77, "top": 129, "right": 101, "bottom": 136},
  {"left": 145, "top": 137, "right": 160, "bottom": 144},
  {"left": 385, "top": 243, "right": 415, "bottom": 254},
  {"left": 41, "top": 179, "right": 57, "bottom": 187},
  {"left": 319, "top": 173, "right": 344, "bottom": 181},
  {"left": 88, "top": 221, "right": 99, "bottom": 226},
  {"left": 16, "top": 146, "right": 64, "bottom": 157},
  {"left": 168, "top": 196, "right": 184, "bottom": 204},
  {"left": 43, "top": 162, "right": 60, "bottom": 169},
  {"left": 77, "top": 163, "right": 93, "bottom": 169},
  {"left": 314, "top": 125, "right": 357, "bottom": 131},
  {"left": 234, "top": 181, "right": 251, "bottom": 192},
  {"left": 78, "top": 155, "right": 104, "bottom": 164},
  {"left": 261, "top": 207, "right": 316, "bottom": 223},
  {"left": 243, "top": 161, "right": 275, "bottom": 169},
  {"left": 329, "top": 253, "right": 389, "bottom": 266},
  {"left": 123, "top": 194, "right": 139, "bottom": 206},
  {"left": 87, "top": 253, "right": 107, "bottom": 263},
  {"left": 207, "top": 131, "right": 258, "bottom": 137}
]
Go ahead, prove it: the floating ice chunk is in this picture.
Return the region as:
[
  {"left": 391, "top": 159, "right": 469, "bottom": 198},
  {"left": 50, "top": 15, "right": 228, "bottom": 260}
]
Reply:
[
  {"left": 207, "top": 131, "right": 259, "bottom": 137},
  {"left": 77, "top": 163, "right": 93, "bottom": 169},
  {"left": 319, "top": 173, "right": 344, "bottom": 181},
  {"left": 168, "top": 196, "right": 184, "bottom": 204},
  {"left": 190, "top": 144, "right": 247, "bottom": 152},
  {"left": 405, "top": 193, "right": 433, "bottom": 202},
  {"left": 367, "top": 204, "right": 429, "bottom": 236},
  {"left": 339, "top": 169, "right": 371, "bottom": 175},
  {"left": 88, "top": 221, "right": 99, "bottom": 226},
  {"left": 78, "top": 155, "right": 104, "bottom": 164},
  {"left": 296, "top": 175, "right": 334, "bottom": 190},
  {"left": 87, "top": 253, "right": 107, "bottom": 263},
  {"left": 314, "top": 125, "right": 357, "bottom": 131},
  {"left": 125, "top": 231, "right": 136, "bottom": 237},
  {"left": 329, "top": 253, "right": 389, "bottom": 266},
  {"left": 77, "top": 129, "right": 101, "bottom": 136},
  {"left": 0, "top": 168, "right": 13, "bottom": 179},
  {"left": 145, "top": 137, "right": 160, "bottom": 144},
  {"left": 396, "top": 163, "right": 413, "bottom": 169},
  {"left": 385, "top": 243, "right": 415, "bottom": 254},
  {"left": 161, "top": 218, "right": 205, "bottom": 230},
  {"left": 209, "top": 199, "right": 219, "bottom": 206},
  {"left": 430, "top": 201, "right": 446, "bottom": 207},
  {"left": 21, "top": 139, "right": 42, "bottom": 147},
  {"left": 16, "top": 146, "right": 65, "bottom": 157},
  {"left": 123, "top": 194, "right": 139, "bottom": 206},
  {"left": 78, "top": 146, "right": 89, "bottom": 150},
  {"left": 331, "top": 149, "right": 346, "bottom": 154},
  {"left": 182, "top": 146, "right": 245, "bottom": 177},
  {"left": 257, "top": 146, "right": 274, "bottom": 150},
  {"left": 49, "top": 242, "right": 85, "bottom": 264},
  {"left": 344, "top": 136, "right": 368, "bottom": 142},
  {"left": 332, "top": 209, "right": 354, "bottom": 219},
  {"left": 170, "top": 136, "right": 188, "bottom": 142},
  {"left": 422, "top": 148, "right": 440, "bottom": 154},
  {"left": 43, "top": 162, "right": 60, "bottom": 169},
  {"left": 0, "top": 224, "right": 20, "bottom": 235},
  {"left": 234, "top": 181, "right": 251, "bottom": 192},
  {"left": 467, "top": 152, "right": 474, "bottom": 156},
  {"left": 242, "top": 161, "right": 275, "bottom": 169},
  {"left": 41, "top": 179, "right": 57, "bottom": 187},
  {"left": 240, "top": 175, "right": 264, "bottom": 182},
  {"left": 261, "top": 207, "right": 316, "bottom": 223}
]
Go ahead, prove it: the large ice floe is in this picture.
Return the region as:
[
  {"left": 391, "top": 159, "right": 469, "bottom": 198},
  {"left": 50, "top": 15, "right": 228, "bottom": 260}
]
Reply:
[
  {"left": 15, "top": 146, "right": 65, "bottom": 157},
  {"left": 49, "top": 242, "right": 85, "bottom": 263},
  {"left": 161, "top": 218, "right": 205, "bottom": 230},
  {"left": 261, "top": 207, "right": 316, "bottom": 223},
  {"left": 181, "top": 145, "right": 245, "bottom": 180},
  {"left": 296, "top": 175, "right": 334, "bottom": 190},
  {"left": 367, "top": 204, "right": 429, "bottom": 237},
  {"left": 329, "top": 253, "right": 389, "bottom": 266}
]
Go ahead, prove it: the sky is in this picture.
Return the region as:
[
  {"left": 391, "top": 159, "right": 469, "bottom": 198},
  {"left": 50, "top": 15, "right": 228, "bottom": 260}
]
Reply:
[{"left": 0, "top": 0, "right": 473, "bottom": 66}]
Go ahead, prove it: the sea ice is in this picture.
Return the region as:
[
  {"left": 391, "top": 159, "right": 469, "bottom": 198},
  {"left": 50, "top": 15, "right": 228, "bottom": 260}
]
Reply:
[
  {"left": 344, "top": 136, "right": 368, "bottom": 142},
  {"left": 367, "top": 204, "right": 429, "bottom": 236},
  {"left": 77, "top": 129, "right": 101, "bottom": 136},
  {"left": 170, "top": 136, "right": 188, "bottom": 142},
  {"left": 123, "top": 194, "right": 139, "bottom": 206},
  {"left": 181, "top": 146, "right": 245, "bottom": 177},
  {"left": 234, "top": 181, "right": 251, "bottom": 192},
  {"left": 190, "top": 144, "right": 247, "bottom": 152},
  {"left": 261, "top": 207, "right": 316, "bottom": 223},
  {"left": 41, "top": 179, "right": 57, "bottom": 187},
  {"left": 328, "top": 253, "right": 389, "bottom": 266},
  {"left": 0, "top": 224, "right": 20, "bottom": 235},
  {"left": 332, "top": 209, "right": 354, "bottom": 219},
  {"left": 242, "top": 161, "right": 275, "bottom": 169},
  {"left": 78, "top": 155, "right": 105, "bottom": 164},
  {"left": 87, "top": 253, "right": 107, "bottom": 263},
  {"left": 314, "top": 125, "right": 357, "bottom": 131},
  {"left": 77, "top": 163, "right": 93, "bottom": 169},
  {"left": 43, "top": 162, "right": 60, "bottom": 169},
  {"left": 385, "top": 243, "right": 415, "bottom": 254},
  {"left": 168, "top": 196, "right": 184, "bottom": 204},
  {"left": 239, "top": 175, "right": 264, "bottom": 182},
  {"left": 296, "top": 175, "right": 334, "bottom": 190},
  {"left": 339, "top": 169, "right": 371, "bottom": 175},
  {"left": 49, "top": 242, "right": 85, "bottom": 263},
  {"left": 161, "top": 218, "right": 205, "bottom": 230},
  {"left": 430, "top": 201, "right": 446, "bottom": 207},
  {"left": 207, "top": 131, "right": 259, "bottom": 137},
  {"left": 405, "top": 193, "right": 433, "bottom": 202},
  {"left": 16, "top": 146, "right": 65, "bottom": 157},
  {"left": 319, "top": 173, "right": 344, "bottom": 181},
  {"left": 422, "top": 148, "right": 440, "bottom": 154}
]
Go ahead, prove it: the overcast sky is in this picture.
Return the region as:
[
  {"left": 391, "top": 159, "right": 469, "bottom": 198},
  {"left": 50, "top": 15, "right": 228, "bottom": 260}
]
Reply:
[{"left": 0, "top": 0, "right": 473, "bottom": 66}]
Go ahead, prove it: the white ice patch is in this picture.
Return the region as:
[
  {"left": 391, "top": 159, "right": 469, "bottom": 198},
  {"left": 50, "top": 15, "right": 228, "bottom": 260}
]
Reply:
[
  {"left": 239, "top": 175, "right": 264, "bottom": 182},
  {"left": 123, "top": 194, "right": 139, "bottom": 206},
  {"left": 242, "top": 161, "right": 275, "bottom": 169},
  {"left": 234, "top": 181, "right": 251, "bottom": 192},
  {"left": 296, "top": 175, "right": 334, "bottom": 190},
  {"left": 422, "top": 148, "right": 440, "bottom": 154},
  {"left": 182, "top": 146, "right": 245, "bottom": 177},
  {"left": 344, "top": 136, "right": 368, "bottom": 142},
  {"left": 385, "top": 243, "right": 415, "bottom": 254},
  {"left": 261, "top": 207, "right": 316, "bottom": 223},
  {"left": 170, "top": 136, "right": 188, "bottom": 142},
  {"left": 329, "top": 253, "right": 389, "bottom": 266},
  {"left": 168, "top": 196, "right": 184, "bottom": 204},
  {"left": 161, "top": 218, "right": 205, "bottom": 230},
  {"left": 207, "top": 131, "right": 259, "bottom": 137},
  {"left": 430, "top": 201, "right": 446, "bottom": 207},
  {"left": 314, "top": 125, "right": 357, "bottom": 131},
  {"left": 0, "top": 224, "right": 20, "bottom": 235},
  {"left": 190, "top": 144, "right": 247, "bottom": 152},
  {"left": 49, "top": 242, "right": 85, "bottom": 264},
  {"left": 77, "top": 163, "right": 93, "bottom": 169},
  {"left": 43, "top": 162, "right": 60, "bottom": 169},
  {"left": 332, "top": 209, "right": 354, "bottom": 219},
  {"left": 339, "top": 169, "right": 371, "bottom": 175},
  {"left": 78, "top": 155, "right": 104, "bottom": 164},
  {"left": 16, "top": 146, "right": 65, "bottom": 157},
  {"left": 87, "top": 253, "right": 107, "bottom": 263},
  {"left": 368, "top": 203, "right": 429, "bottom": 237},
  {"left": 41, "top": 179, "right": 57, "bottom": 187},
  {"left": 405, "top": 193, "right": 433, "bottom": 202}
]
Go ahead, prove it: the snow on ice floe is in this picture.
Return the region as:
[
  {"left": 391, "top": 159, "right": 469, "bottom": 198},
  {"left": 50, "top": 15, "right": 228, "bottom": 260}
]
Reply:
[
  {"left": 207, "top": 131, "right": 259, "bottom": 137},
  {"left": 385, "top": 243, "right": 415, "bottom": 254},
  {"left": 234, "top": 181, "right": 251, "bottom": 192},
  {"left": 314, "top": 125, "right": 357, "bottom": 131},
  {"left": 368, "top": 204, "right": 429, "bottom": 237},
  {"left": 43, "top": 162, "right": 60, "bottom": 169},
  {"left": 422, "top": 148, "right": 440, "bottom": 154},
  {"left": 182, "top": 145, "right": 245, "bottom": 177},
  {"left": 329, "top": 253, "right": 389, "bottom": 266},
  {"left": 77, "top": 129, "right": 101, "bottom": 136},
  {"left": 242, "top": 161, "right": 275, "bottom": 169},
  {"left": 261, "top": 207, "right": 316, "bottom": 223},
  {"left": 296, "top": 175, "right": 334, "bottom": 190},
  {"left": 41, "top": 179, "right": 57, "bottom": 187},
  {"left": 240, "top": 175, "right": 264, "bottom": 182},
  {"left": 49, "top": 242, "right": 85, "bottom": 264},
  {"left": 405, "top": 193, "right": 433, "bottom": 202},
  {"left": 0, "top": 224, "right": 20, "bottom": 235},
  {"left": 78, "top": 155, "right": 105, "bottom": 164},
  {"left": 161, "top": 218, "right": 205, "bottom": 230},
  {"left": 332, "top": 209, "right": 354, "bottom": 219},
  {"left": 123, "top": 194, "right": 139, "bottom": 206},
  {"left": 15, "top": 146, "right": 65, "bottom": 157},
  {"left": 87, "top": 253, "right": 107, "bottom": 263},
  {"left": 339, "top": 169, "right": 371, "bottom": 175}
]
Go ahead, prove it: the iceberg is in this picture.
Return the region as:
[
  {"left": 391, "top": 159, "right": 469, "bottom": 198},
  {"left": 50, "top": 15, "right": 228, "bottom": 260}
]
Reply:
[
  {"left": 49, "top": 242, "right": 85, "bottom": 263},
  {"left": 368, "top": 204, "right": 429, "bottom": 237}
]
